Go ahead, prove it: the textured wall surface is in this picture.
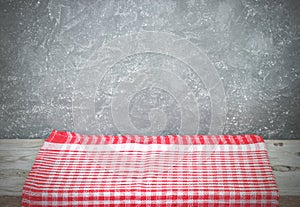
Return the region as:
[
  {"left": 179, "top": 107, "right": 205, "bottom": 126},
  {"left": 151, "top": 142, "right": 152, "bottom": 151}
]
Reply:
[{"left": 0, "top": 0, "right": 299, "bottom": 139}]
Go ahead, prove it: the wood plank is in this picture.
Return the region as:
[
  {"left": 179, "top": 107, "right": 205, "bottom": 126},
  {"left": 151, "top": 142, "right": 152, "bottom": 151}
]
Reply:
[
  {"left": 265, "top": 140, "right": 300, "bottom": 196},
  {"left": 0, "top": 139, "right": 43, "bottom": 196},
  {"left": 0, "top": 139, "right": 299, "bottom": 196}
]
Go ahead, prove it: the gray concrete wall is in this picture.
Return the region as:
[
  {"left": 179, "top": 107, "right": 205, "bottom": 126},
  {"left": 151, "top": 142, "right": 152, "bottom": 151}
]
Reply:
[{"left": 0, "top": 0, "right": 299, "bottom": 139}]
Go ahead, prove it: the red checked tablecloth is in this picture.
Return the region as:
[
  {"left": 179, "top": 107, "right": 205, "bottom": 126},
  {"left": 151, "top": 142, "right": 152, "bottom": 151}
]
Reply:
[{"left": 22, "top": 130, "right": 279, "bottom": 206}]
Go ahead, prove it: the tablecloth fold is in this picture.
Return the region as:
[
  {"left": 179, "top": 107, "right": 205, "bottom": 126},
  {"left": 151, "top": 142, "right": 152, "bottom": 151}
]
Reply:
[{"left": 22, "top": 130, "right": 279, "bottom": 206}]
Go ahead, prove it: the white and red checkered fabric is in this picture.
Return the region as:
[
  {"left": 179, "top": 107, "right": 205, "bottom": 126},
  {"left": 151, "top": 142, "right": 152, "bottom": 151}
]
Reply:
[{"left": 22, "top": 130, "right": 279, "bottom": 207}]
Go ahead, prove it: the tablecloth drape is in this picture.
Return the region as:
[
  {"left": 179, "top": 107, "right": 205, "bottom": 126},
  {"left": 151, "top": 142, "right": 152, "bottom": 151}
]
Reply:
[{"left": 22, "top": 130, "right": 279, "bottom": 206}]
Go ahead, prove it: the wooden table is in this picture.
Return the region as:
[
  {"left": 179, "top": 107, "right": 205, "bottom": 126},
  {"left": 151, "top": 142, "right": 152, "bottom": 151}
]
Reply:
[{"left": 0, "top": 139, "right": 299, "bottom": 204}]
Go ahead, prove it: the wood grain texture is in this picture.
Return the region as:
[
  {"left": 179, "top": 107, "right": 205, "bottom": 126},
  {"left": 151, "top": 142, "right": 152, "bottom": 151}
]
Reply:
[
  {"left": 0, "top": 139, "right": 43, "bottom": 196},
  {"left": 266, "top": 140, "right": 300, "bottom": 196},
  {"left": 0, "top": 139, "right": 299, "bottom": 196}
]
